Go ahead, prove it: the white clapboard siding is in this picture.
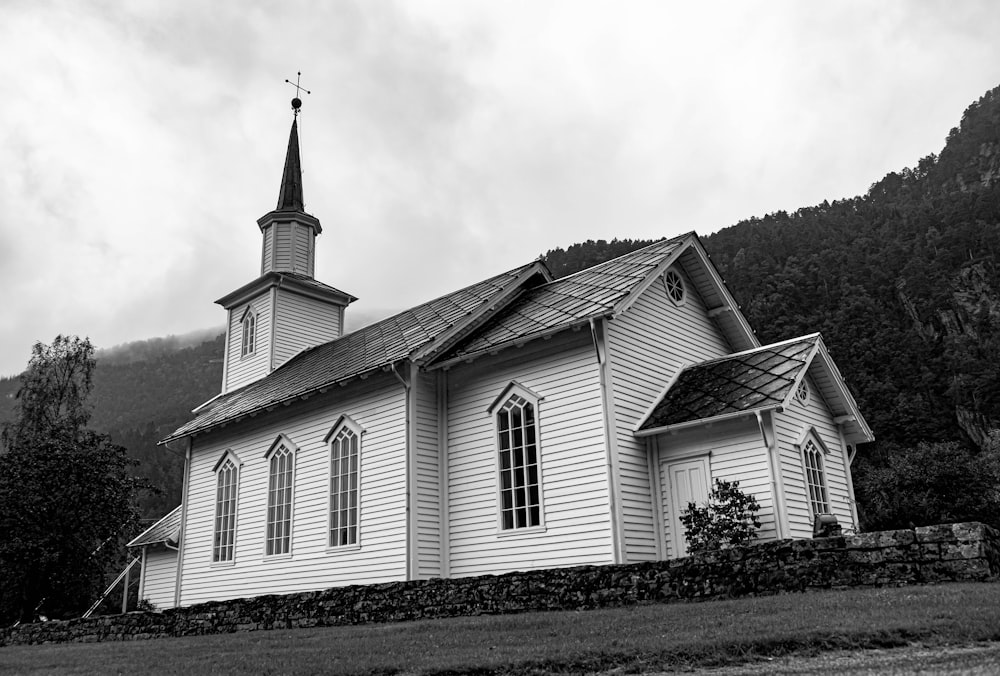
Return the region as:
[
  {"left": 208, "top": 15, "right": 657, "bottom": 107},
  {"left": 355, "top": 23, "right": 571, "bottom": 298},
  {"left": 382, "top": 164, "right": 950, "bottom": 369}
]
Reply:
[
  {"left": 655, "top": 417, "right": 776, "bottom": 558},
  {"left": 178, "top": 376, "right": 407, "bottom": 606},
  {"left": 272, "top": 289, "right": 343, "bottom": 369},
  {"left": 225, "top": 294, "right": 273, "bottom": 392},
  {"left": 140, "top": 547, "right": 178, "bottom": 610},
  {"left": 772, "top": 375, "right": 855, "bottom": 538},
  {"left": 414, "top": 370, "right": 441, "bottom": 578},
  {"left": 445, "top": 330, "right": 614, "bottom": 577},
  {"left": 606, "top": 264, "right": 731, "bottom": 562}
]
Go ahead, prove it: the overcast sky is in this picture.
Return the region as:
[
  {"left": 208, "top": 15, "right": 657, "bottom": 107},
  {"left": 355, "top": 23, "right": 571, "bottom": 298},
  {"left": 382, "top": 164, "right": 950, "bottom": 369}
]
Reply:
[{"left": 1, "top": 1, "right": 999, "bottom": 377}]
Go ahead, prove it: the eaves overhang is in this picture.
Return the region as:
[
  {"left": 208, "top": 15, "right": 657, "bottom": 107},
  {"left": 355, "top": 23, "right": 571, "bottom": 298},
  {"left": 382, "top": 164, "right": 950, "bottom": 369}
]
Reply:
[
  {"left": 158, "top": 362, "right": 401, "bottom": 445},
  {"left": 256, "top": 208, "right": 323, "bottom": 234},
  {"left": 635, "top": 404, "right": 783, "bottom": 438},
  {"left": 678, "top": 235, "right": 759, "bottom": 352},
  {"left": 215, "top": 272, "right": 357, "bottom": 309},
  {"left": 808, "top": 338, "right": 875, "bottom": 444}
]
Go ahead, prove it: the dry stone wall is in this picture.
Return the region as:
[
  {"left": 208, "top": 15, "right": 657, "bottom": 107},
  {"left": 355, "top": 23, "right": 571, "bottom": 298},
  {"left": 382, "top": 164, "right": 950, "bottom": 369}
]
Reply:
[{"left": 3, "top": 522, "right": 998, "bottom": 646}]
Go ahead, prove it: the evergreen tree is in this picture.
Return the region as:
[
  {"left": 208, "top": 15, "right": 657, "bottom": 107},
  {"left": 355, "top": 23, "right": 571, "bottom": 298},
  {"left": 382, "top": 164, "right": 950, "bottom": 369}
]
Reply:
[{"left": 0, "top": 336, "right": 140, "bottom": 624}]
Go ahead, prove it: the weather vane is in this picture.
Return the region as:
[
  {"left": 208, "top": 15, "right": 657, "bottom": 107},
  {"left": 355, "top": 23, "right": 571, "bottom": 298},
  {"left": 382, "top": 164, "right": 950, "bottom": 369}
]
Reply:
[{"left": 285, "top": 71, "right": 311, "bottom": 116}]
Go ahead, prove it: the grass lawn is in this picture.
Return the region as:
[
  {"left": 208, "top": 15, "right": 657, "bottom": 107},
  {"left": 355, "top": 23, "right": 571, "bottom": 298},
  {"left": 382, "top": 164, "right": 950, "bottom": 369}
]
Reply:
[{"left": 3, "top": 582, "right": 1000, "bottom": 675}]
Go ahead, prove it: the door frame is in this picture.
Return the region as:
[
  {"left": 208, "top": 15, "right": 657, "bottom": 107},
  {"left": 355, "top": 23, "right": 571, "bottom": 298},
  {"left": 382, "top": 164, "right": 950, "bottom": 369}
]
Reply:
[{"left": 663, "top": 453, "right": 711, "bottom": 558}]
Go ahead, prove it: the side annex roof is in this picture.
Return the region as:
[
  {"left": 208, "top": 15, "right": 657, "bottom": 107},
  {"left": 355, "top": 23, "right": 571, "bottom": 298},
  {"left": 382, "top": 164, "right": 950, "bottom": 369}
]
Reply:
[
  {"left": 127, "top": 505, "right": 182, "bottom": 548},
  {"left": 635, "top": 334, "right": 874, "bottom": 444}
]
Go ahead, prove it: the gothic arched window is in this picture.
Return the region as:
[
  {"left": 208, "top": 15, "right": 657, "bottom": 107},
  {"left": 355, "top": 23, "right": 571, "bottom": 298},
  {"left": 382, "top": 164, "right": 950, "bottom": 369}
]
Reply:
[
  {"left": 491, "top": 385, "right": 544, "bottom": 531},
  {"left": 327, "top": 417, "right": 362, "bottom": 548}
]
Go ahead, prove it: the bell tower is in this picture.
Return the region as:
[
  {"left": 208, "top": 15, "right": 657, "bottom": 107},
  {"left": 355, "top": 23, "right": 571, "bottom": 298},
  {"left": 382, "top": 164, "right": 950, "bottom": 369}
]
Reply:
[
  {"left": 257, "top": 116, "right": 321, "bottom": 276},
  {"left": 214, "top": 81, "right": 356, "bottom": 394}
]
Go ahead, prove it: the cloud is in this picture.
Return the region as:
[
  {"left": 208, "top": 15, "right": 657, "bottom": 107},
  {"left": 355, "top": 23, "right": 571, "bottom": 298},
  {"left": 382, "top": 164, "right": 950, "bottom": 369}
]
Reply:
[{"left": 1, "top": 0, "right": 999, "bottom": 375}]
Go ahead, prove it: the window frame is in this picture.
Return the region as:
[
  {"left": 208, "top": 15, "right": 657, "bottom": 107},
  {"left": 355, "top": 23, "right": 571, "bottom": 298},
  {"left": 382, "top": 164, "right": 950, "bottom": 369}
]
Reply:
[
  {"left": 324, "top": 415, "right": 364, "bottom": 551},
  {"left": 796, "top": 428, "right": 831, "bottom": 517},
  {"left": 663, "top": 268, "right": 687, "bottom": 306},
  {"left": 488, "top": 382, "right": 546, "bottom": 535},
  {"left": 263, "top": 435, "right": 297, "bottom": 559},
  {"left": 211, "top": 450, "right": 241, "bottom": 565},
  {"left": 795, "top": 379, "right": 811, "bottom": 405},
  {"left": 240, "top": 306, "right": 257, "bottom": 359}
]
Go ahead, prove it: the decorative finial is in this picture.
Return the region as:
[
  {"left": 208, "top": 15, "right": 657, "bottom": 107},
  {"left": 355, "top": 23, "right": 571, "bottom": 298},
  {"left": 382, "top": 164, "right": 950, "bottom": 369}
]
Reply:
[{"left": 284, "top": 71, "right": 311, "bottom": 116}]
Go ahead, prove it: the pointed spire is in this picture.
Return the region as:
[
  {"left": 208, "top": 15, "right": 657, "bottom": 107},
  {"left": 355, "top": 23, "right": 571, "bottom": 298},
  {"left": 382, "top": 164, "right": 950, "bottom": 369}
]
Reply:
[{"left": 275, "top": 118, "right": 305, "bottom": 212}]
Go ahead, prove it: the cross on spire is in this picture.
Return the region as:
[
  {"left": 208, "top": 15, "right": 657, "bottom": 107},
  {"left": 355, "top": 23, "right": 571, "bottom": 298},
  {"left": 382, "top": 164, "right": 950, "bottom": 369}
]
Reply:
[{"left": 284, "top": 71, "right": 311, "bottom": 116}]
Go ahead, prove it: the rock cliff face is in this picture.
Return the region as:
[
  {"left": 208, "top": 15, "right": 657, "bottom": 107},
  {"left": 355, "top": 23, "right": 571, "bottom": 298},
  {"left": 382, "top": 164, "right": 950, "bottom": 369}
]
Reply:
[
  {"left": 946, "top": 263, "right": 1000, "bottom": 446},
  {"left": 896, "top": 260, "right": 1000, "bottom": 448}
]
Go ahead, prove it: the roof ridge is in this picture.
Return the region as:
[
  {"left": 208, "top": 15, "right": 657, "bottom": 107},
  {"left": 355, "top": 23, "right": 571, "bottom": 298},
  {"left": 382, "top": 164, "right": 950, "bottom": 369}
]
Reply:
[
  {"left": 686, "top": 333, "right": 820, "bottom": 369},
  {"left": 543, "top": 233, "right": 691, "bottom": 285}
]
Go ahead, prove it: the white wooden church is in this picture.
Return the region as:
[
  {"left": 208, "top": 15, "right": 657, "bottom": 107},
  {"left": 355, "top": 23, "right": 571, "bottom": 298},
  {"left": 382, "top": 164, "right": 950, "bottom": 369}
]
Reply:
[{"left": 128, "top": 106, "right": 873, "bottom": 610}]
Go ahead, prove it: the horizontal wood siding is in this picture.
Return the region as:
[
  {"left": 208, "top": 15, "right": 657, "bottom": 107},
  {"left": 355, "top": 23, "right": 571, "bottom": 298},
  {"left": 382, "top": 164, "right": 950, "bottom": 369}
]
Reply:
[
  {"left": 446, "top": 331, "right": 613, "bottom": 577},
  {"left": 140, "top": 548, "right": 178, "bottom": 610},
  {"left": 225, "top": 294, "right": 272, "bottom": 392},
  {"left": 178, "top": 376, "right": 407, "bottom": 606},
  {"left": 655, "top": 418, "right": 775, "bottom": 558},
  {"left": 272, "top": 290, "right": 342, "bottom": 369},
  {"left": 414, "top": 370, "right": 441, "bottom": 578},
  {"left": 606, "top": 265, "right": 731, "bottom": 562},
  {"left": 773, "top": 377, "right": 855, "bottom": 538}
]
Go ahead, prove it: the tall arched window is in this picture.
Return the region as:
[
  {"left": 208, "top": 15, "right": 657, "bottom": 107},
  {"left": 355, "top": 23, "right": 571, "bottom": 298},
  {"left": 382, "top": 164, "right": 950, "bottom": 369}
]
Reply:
[
  {"left": 213, "top": 455, "right": 239, "bottom": 563},
  {"left": 265, "top": 439, "right": 295, "bottom": 556},
  {"left": 491, "top": 385, "right": 543, "bottom": 531},
  {"left": 241, "top": 307, "right": 256, "bottom": 358},
  {"left": 327, "top": 419, "right": 361, "bottom": 548},
  {"left": 800, "top": 432, "right": 830, "bottom": 516}
]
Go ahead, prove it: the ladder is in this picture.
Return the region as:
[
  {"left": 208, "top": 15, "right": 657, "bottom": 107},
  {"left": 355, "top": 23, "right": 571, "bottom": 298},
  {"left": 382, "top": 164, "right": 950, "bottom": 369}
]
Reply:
[{"left": 82, "top": 556, "right": 141, "bottom": 619}]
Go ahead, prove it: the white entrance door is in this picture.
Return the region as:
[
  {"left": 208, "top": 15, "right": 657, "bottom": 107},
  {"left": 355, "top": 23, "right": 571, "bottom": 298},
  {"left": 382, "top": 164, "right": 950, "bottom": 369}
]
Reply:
[{"left": 665, "top": 456, "right": 711, "bottom": 557}]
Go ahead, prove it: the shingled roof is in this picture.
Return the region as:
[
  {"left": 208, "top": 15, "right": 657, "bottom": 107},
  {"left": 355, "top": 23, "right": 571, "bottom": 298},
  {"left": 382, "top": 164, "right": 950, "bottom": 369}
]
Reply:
[
  {"left": 637, "top": 336, "right": 819, "bottom": 433},
  {"left": 162, "top": 261, "right": 544, "bottom": 443},
  {"left": 437, "top": 236, "right": 688, "bottom": 363},
  {"left": 127, "top": 505, "right": 182, "bottom": 548}
]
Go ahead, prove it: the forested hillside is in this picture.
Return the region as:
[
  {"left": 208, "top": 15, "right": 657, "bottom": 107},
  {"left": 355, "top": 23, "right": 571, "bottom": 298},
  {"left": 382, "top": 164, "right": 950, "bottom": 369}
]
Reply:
[{"left": 3, "top": 85, "right": 998, "bottom": 529}]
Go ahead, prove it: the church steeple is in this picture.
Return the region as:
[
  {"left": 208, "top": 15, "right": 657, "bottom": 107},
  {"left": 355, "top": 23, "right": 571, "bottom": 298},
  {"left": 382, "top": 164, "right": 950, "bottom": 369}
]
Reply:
[
  {"left": 215, "top": 78, "right": 356, "bottom": 394},
  {"left": 275, "top": 119, "right": 305, "bottom": 212},
  {"left": 257, "top": 96, "right": 322, "bottom": 275}
]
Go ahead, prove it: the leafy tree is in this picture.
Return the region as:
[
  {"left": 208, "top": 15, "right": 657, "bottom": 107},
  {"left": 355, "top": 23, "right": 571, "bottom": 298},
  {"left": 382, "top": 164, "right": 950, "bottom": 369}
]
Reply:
[
  {"left": 0, "top": 332, "right": 224, "bottom": 520},
  {"left": 680, "top": 479, "right": 762, "bottom": 552},
  {"left": 0, "top": 336, "right": 140, "bottom": 624},
  {"left": 853, "top": 436, "right": 1000, "bottom": 531}
]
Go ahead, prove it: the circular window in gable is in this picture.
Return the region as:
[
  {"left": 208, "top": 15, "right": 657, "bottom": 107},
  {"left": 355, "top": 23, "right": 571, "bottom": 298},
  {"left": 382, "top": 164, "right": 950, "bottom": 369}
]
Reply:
[
  {"left": 796, "top": 381, "right": 810, "bottom": 405},
  {"left": 664, "top": 269, "right": 686, "bottom": 305}
]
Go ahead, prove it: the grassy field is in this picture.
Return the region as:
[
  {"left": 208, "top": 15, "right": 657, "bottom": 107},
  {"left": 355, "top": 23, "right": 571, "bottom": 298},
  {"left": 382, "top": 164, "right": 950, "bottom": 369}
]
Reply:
[{"left": 3, "top": 583, "right": 1000, "bottom": 675}]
